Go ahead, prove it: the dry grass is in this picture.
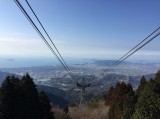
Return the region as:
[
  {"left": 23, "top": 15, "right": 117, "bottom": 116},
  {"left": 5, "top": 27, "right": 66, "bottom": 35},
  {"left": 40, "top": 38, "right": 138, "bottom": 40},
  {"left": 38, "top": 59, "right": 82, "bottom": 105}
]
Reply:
[
  {"left": 69, "top": 101, "right": 109, "bottom": 119},
  {"left": 52, "top": 106, "right": 69, "bottom": 119}
]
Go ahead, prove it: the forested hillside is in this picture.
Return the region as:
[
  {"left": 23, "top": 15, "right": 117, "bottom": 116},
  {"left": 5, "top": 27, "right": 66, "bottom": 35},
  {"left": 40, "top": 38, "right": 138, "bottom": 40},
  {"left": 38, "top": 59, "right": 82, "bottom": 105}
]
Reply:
[
  {"left": 0, "top": 71, "right": 160, "bottom": 119},
  {"left": 0, "top": 74, "right": 54, "bottom": 119},
  {"left": 105, "top": 70, "right": 160, "bottom": 119}
]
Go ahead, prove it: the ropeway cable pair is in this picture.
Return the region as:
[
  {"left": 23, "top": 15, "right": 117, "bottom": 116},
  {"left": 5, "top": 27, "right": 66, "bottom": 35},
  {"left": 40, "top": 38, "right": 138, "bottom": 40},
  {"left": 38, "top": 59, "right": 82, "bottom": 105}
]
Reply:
[
  {"left": 14, "top": 0, "right": 160, "bottom": 79},
  {"left": 14, "top": 0, "right": 76, "bottom": 82},
  {"left": 14, "top": 0, "right": 160, "bottom": 106},
  {"left": 104, "top": 27, "right": 160, "bottom": 73}
]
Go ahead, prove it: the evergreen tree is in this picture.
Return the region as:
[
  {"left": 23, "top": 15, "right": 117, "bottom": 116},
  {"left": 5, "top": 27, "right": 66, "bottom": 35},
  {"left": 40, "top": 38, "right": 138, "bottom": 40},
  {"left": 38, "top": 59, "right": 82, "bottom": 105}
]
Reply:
[
  {"left": 132, "top": 71, "right": 160, "bottom": 119},
  {"left": 0, "top": 74, "right": 54, "bottom": 119},
  {"left": 106, "top": 71, "right": 160, "bottom": 119},
  {"left": 0, "top": 76, "right": 20, "bottom": 119},
  {"left": 107, "top": 82, "right": 130, "bottom": 119},
  {"left": 39, "top": 91, "right": 54, "bottom": 119},
  {"left": 105, "top": 86, "right": 114, "bottom": 105},
  {"left": 19, "top": 74, "right": 43, "bottom": 119},
  {"left": 122, "top": 84, "right": 136, "bottom": 119},
  {"left": 155, "top": 70, "right": 160, "bottom": 80},
  {"left": 136, "top": 76, "right": 147, "bottom": 97}
]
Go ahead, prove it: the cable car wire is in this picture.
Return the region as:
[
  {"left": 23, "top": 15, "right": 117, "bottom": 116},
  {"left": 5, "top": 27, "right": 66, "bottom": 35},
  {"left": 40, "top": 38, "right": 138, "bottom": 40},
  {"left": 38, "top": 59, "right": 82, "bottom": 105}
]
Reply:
[
  {"left": 14, "top": 0, "right": 75, "bottom": 81},
  {"left": 104, "top": 27, "right": 160, "bottom": 72},
  {"left": 15, "top": 0, "right": 160, "bottom": 81},
  {"left": 25, "top": 0, "right": 74, "bottom": 79},
  {"left": 15, "top": 0, "right": 75, "bottom": 80}
]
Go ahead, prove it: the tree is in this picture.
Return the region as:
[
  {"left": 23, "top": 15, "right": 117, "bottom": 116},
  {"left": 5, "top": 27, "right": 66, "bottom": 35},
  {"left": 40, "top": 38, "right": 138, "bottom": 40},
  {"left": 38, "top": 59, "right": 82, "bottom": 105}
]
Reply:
[
  {"left": 0, "top": 74, "right": 54, "bottom": 119},
  {"left": 132, "top": 71, "right": 160, "bottom": 119},
  {"left": 19, "top": 74, "right": 43, "bottom": 119},
  {"left": 107, "top": 82, "right": 131, "bottom": 119},
  {"left": 105, "top": 86, "right": 114, "bottom": 105},
  {"left": 122, "top": 84, "right": 136, "bottom": 119},
  {"left": 0, "top": 76, "right": 20, "bottom": 119},
  {"left": 136, "top": 76, "right": 147, "bottom": 97},
  {"left": 39, "top": 91, "right": 54, "bottom": 119},
  {"left": 155, "top": 70, "right": 160, "bottom": 80}
]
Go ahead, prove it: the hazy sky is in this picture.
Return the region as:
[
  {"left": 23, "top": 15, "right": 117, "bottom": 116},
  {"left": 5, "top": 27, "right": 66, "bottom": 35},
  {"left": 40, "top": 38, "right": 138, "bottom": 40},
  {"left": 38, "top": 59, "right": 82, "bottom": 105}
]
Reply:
[{"left": 0, "top": 0, "right": 160, "bottom": 60}]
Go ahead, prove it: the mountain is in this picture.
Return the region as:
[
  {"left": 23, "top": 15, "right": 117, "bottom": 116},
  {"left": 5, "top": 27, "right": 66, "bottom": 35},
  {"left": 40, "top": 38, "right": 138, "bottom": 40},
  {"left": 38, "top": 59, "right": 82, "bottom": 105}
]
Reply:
[
  {"left": 0, "top": 64, "right": 157, "bottom": 104},
  {"left": 94, "top": 60, "right": 128, "bottom": 66},
  {"left": 36, "top": 85, "right": 68, "bottom": 107}
]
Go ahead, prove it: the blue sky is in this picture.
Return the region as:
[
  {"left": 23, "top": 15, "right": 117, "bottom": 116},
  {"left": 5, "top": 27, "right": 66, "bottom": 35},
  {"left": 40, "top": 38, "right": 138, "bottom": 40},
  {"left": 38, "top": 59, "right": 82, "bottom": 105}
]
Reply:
[{"left": 0, "top": 0, "right": 160, "bottom": 63}]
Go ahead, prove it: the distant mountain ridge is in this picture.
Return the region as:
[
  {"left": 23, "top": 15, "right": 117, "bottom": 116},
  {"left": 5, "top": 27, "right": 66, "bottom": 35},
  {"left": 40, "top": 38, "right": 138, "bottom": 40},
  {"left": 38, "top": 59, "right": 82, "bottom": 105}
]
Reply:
[
  {"left": 94, "top": 60, "right": 128, "bottom": 66},
  {"left": 0, "top": 70, "right": 156, "bottom": 104}
]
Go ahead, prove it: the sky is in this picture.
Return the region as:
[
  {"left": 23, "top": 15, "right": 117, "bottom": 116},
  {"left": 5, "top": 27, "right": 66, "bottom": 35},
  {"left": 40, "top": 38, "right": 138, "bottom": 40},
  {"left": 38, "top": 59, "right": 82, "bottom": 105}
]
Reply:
[{"left": 0, "top": 0, "right": 160, "bottom": 67}]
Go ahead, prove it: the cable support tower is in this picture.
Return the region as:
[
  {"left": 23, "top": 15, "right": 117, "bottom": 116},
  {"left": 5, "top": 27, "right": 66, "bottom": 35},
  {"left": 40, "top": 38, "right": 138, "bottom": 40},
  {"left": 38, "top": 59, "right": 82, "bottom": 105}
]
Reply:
[
  {"left": 104, "top": 27, "right": 160, "bottom": 73},
  {"left": 14, "top": 0, "right": 75, "bottom": 81},
  {"left": 14, "top": 1, "right": 160, "bottom": 93},
  {"left": 76, "top": 78, "right": 91, "bottom": 105}
]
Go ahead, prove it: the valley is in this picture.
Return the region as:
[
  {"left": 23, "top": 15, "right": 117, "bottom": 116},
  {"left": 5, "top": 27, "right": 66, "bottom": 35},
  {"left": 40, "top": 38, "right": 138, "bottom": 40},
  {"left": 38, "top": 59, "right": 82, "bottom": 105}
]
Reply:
[{"left": 0, "top": 60, "right": 159, "bottom": 104}]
